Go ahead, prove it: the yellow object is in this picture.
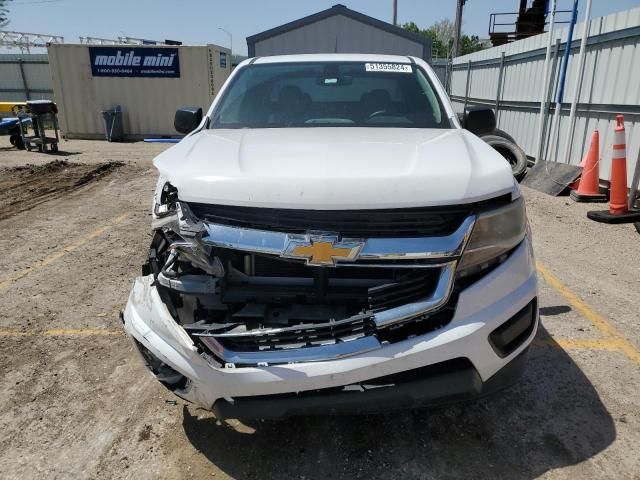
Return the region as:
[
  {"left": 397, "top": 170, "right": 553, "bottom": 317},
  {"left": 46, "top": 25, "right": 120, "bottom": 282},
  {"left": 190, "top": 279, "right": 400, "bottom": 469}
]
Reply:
[
  {"left": 291, "top": 241, "right": 356, "bottom": 265},
  {"left": 0, "top": 102, "right": 26, "bottom": 113},
  {"left": 537, "top": 261, "right": 640, "bottom": 365},
  {"left": 0, "top": 328, "right": 120, "bottom": 337},
  {"left": 0, "top": 213, "right": 128, "bottom": 290}
]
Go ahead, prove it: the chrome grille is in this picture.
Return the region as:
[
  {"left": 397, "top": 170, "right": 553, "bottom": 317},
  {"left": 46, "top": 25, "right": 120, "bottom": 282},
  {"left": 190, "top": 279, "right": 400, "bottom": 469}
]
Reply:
[{"left": 173, "top": 200, "right": 476, "bottom": 366}]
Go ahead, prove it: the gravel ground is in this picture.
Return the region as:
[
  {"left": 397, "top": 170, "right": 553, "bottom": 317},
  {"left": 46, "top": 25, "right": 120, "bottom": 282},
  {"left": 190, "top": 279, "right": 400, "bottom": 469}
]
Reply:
[{"left": 0, "top": 138, "right": 638, "bottom": 479}]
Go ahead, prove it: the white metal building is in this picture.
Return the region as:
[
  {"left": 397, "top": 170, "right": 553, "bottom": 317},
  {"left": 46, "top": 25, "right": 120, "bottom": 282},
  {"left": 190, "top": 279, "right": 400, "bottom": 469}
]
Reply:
[
  {"left": 246, "top": 4, "right": 432, "bottom": 61},
  {"left": 47, "top": 43, "right": 231, "bottom": 139}
]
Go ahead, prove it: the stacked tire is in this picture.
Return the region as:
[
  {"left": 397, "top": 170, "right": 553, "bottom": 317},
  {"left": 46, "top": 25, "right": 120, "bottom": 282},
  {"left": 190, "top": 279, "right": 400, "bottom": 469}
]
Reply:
[{"left": 480, "top": 129, "right": 528, "bottom": 181}]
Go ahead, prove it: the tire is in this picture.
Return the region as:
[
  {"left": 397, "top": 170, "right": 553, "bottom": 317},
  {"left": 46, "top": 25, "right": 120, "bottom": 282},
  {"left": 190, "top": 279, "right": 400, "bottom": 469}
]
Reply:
[
  {"left": 490, "top": 128, "right": 517, "bottom": 145},
  {"left": 635, "top": 223, "right": 640, "bottom": 235},
  {"left": 480, "top": 134, "right": 528, "bottom": 181},
  {"left": 13, "top": 135, "right": 25, "bottom": 150}
]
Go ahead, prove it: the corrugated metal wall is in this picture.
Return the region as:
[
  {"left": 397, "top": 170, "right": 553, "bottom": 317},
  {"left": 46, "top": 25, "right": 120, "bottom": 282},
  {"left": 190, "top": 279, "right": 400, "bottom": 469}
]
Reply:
[
  {"left": 253, "top": 14, "right": 426, "bottom": 59},
  {"left": 0, "top": 54, "right": 53, "bottom": 102},
  {"left": 47, "top": 44, "right": 231, "bottom": 139},
  {"left": 450, "top": 7, "right": 640, "bottom": 186}
]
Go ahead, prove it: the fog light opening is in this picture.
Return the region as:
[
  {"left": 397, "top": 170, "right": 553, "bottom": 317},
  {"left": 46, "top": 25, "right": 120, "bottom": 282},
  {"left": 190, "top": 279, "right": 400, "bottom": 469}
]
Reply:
[
  {"left": 132, "top": 338, "right": 188, "bottom": 391},
  {"left": 489, "top": 299, "right": 537, "bottom": 358}
]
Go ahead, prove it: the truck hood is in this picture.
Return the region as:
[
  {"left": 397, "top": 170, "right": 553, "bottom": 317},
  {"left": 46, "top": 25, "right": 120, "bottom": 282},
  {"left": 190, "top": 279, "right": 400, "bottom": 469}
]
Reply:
[{"left": 154, "top": 128, "right": 516, "bottom": 209}]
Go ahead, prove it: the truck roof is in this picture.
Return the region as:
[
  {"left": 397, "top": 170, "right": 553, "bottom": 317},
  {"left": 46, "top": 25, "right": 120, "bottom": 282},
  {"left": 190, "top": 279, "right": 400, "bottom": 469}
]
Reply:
[{"left": 250, "top": 53, "right": 420, "bottom": 65}]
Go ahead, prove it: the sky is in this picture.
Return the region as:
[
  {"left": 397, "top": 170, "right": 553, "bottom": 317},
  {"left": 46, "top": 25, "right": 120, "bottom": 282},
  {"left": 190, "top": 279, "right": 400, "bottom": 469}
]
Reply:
[{"left": 3, "top": 0, "right": 639, "bottom": 55}]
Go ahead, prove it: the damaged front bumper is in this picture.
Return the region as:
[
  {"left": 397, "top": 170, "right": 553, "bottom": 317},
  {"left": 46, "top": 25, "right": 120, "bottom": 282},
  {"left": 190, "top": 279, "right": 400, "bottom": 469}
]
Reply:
[{"left": 123, "top": 237, "right": 537, "bottom": 417}]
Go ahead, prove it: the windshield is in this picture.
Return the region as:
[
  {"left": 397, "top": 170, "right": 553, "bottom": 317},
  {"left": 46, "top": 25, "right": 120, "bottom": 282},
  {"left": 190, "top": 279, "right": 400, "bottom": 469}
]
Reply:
[{"left": 210, "top": 61, "right": 451, "bottom": 129}]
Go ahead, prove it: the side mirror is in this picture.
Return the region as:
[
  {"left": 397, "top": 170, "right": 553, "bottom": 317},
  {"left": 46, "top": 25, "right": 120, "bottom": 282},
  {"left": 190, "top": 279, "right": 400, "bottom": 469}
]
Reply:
[
  {"left": 462, "top": 106, "right": 496, "bottom": 136},
  {"left": 174, "top": 107, "right": 203, "bottom": 134}
]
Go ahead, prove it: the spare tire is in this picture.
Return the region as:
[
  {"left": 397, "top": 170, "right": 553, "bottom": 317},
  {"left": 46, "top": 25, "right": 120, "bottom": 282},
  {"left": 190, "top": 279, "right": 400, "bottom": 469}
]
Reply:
[
  {"left": 481, "top": 134, "right": 528, "bottom": 181},
  {"left": 491, "top": 128, "right": 517, "bottom": 145}
]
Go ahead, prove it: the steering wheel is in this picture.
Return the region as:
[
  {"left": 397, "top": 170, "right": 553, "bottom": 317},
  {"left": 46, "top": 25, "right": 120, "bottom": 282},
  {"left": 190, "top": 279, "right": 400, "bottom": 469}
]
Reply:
[{"left": 368, "top": 110, "right": 388, "bottom": 119}]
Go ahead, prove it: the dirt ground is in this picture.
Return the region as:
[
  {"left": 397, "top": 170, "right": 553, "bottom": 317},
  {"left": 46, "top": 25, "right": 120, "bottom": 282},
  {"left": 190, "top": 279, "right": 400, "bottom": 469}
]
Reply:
[
  {"left": 0, "top": 138, "right": 638, "bottom": 480},
  {"left": 0, "top": 159, "right": 123, "bottom": 221}
]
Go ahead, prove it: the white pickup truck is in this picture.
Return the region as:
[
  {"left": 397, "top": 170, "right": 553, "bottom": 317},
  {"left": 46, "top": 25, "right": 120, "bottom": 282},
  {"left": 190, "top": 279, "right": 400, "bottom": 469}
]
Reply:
[{"left": 123, "top": 54, "right": 538, "bottom": 419}]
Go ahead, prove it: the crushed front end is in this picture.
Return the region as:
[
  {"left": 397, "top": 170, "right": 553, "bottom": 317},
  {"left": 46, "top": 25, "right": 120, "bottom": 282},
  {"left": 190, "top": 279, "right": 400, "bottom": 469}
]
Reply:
[{"left": 123, "top": 182, "right": 538, "bottom": 419}]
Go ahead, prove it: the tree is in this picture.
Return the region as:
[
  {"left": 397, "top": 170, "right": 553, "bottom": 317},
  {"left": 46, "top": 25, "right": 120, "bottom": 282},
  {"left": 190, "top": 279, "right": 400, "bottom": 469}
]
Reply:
[
  {"left": 460, "top": 34, "right": 486, "bottom": 55},
  {"left": 430, "top": 19, "right": 456, "bottom": 49},
  {"left": 403, "top": 19, "right": 487, "bottom": 58},
  {"left": 0, "top": 0, "right": 13, "bottom": 28},
  {"left": 403, "top": 21, "right": 447, "bottom": 58}
]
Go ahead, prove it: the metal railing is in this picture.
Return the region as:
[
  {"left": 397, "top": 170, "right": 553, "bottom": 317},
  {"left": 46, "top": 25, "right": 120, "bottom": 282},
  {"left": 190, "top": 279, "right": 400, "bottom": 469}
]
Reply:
[
  {"left": 488, "top": 11, "right": 572, "bottom": 44},
  {"left": 0, "top": 30, "right": 63, "bottom": 53}
]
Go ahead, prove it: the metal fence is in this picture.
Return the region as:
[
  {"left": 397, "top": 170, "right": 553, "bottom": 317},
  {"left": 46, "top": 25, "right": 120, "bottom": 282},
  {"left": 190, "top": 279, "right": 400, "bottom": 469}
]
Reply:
[
  {"left": 0, "top": 53, "right": 53, "bottom": 102},
  {"left": 431, "top": 58, "right": 450, "bottom": 89},
  {"left": 449, "top": 6, "right": 640, "bottom": 185}
]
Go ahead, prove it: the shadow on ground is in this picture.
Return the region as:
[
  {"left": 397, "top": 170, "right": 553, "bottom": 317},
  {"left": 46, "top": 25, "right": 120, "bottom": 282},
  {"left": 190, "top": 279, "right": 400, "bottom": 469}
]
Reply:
[
  {"left": 0, "top": 146, "right": 81, "bottom": 155},
  {"left": 42, "top": 150, "right": 82, "bottom": 156},
  {"left": 183, "top": 325, "right": 614, "bottom": 480}
]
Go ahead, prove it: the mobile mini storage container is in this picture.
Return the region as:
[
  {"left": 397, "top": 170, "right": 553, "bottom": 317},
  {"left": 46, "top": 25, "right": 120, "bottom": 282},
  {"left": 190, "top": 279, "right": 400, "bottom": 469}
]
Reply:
[{"left": 47, "top": 43, "right": 231, "bottom": 139}]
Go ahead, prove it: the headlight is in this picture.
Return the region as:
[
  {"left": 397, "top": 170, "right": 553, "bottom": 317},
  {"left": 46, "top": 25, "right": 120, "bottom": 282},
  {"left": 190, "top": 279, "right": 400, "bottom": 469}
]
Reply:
[
  {"left": 154, "top": 182, "right": 179, "bottom": 218},
  {"left": 457, "top": 196, "right": 527, "bottom": 278}
]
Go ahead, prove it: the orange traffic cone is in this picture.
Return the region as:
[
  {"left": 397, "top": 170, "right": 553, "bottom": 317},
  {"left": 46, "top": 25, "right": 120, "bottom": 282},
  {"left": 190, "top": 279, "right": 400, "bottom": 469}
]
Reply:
[
  {"left": 587, "top": 115, "right": 640, "bottom": 224},
  {"left": 609, "top": 115, "right": 628, "bottom": 214},
  {"left": 570, "top": 130, "right": 607, "bottom": 202}
]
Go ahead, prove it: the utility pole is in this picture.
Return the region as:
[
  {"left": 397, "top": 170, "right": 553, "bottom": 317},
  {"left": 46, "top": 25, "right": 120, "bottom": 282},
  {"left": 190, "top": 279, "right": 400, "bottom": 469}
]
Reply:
[
  {"left": 218, "top": 27, "right": 232, "bottom": 54},
  {"left": 392, "top": 0, "right": 398, "bottom": 26},
  {"left": 452, "top": 0, "right": 465, "bottom": 58}
]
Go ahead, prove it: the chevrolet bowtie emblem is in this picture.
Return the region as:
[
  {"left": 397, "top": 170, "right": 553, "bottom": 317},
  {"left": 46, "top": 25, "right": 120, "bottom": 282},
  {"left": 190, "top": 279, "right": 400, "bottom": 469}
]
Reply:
[{"left": 283, "top": 235, "right": 364, "bottom": 266}]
